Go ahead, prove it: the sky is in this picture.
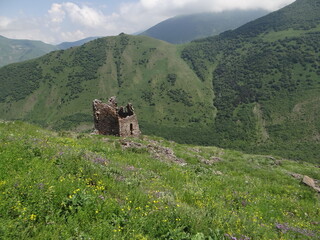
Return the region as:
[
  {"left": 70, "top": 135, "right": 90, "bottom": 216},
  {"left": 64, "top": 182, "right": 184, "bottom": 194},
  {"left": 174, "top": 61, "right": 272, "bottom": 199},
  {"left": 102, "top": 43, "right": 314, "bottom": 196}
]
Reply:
[{"left": 0, "top": 0, "right": 295, "bottom": 44}]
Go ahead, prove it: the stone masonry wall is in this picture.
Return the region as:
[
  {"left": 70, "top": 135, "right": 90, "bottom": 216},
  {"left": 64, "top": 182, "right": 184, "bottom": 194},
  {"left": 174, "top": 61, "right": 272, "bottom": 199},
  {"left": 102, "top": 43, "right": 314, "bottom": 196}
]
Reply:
[
  {"left": 119, "top": 114, "right": 140, "bottom": 137},
  {"left": 93, "top": 97, "right": 141, "bottom": 137},
  {"left": 93, "top": 99, "right": 119, "bottom": 135}
]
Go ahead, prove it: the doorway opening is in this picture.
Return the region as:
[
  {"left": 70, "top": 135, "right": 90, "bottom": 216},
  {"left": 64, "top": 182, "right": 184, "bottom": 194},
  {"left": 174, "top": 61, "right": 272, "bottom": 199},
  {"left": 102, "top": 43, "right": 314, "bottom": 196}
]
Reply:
[{"left": 130, "top": 123, "right": 133, "bottom": 135}]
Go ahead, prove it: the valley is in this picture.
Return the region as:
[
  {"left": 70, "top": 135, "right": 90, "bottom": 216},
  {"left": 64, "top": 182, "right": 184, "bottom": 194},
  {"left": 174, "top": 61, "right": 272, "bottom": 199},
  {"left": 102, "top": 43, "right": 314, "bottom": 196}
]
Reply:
[
  {"left": 0, "top": 0, "right": 320, "bottom": 239},
  {"left": 0, "top": 0, "right": 319, "bottom": 164}
]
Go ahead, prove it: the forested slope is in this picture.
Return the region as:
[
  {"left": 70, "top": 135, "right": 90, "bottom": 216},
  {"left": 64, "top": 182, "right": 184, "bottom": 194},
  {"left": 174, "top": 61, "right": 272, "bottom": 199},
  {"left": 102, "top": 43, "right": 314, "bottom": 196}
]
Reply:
[
  {"left": 0, "top": 34, "right": 215, "bottom": 140},
  {"left": 182, "top": 0, "right": 320, "bottom": 162},
  {"left": 0, "top": 0, "right": 319, "bottom": 163}
]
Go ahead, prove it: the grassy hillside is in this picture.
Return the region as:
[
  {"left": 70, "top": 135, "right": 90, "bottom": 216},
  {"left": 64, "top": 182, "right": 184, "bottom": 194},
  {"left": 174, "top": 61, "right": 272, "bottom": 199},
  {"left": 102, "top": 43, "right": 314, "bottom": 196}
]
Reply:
[
  {"left": 0, "top": 35, "right": 58, "bottom": 67},
  {"left": 140, "top": 10, "right": 268, "bottom": 44},
  {"left": 0, "top": 34, "right": 215, "bottom": 139},
  {"left": 0, "top": 121, "right": 319, "bottom": 239},
  {"left": 181, "top": 0, "right": 320, "bottom": 162}
]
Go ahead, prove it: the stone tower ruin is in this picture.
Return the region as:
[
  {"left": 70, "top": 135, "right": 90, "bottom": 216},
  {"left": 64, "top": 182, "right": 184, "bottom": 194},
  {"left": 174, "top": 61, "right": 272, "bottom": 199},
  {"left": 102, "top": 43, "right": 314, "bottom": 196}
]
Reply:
[{"left": 93, "top": 97, "right": 141, "bottom": 137}]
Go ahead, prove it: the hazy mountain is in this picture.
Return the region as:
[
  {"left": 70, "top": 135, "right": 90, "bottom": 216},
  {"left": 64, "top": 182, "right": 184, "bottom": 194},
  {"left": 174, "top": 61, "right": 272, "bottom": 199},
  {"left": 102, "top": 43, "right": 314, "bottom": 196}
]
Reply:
[
  {"left": 0, "top": 36, "right": 101, "bottom": 67},
  {"left": 57, "top": 37, "right": 101, "bottom": 50},
  {"left": 140, "top": 10, "right": 269, "bottom": 44},
  {"left": 0, "top": 35, "right": 58, "bottom": 67},
  {"left": 0, "top": 0, "right": 319, "bottom": 163}
]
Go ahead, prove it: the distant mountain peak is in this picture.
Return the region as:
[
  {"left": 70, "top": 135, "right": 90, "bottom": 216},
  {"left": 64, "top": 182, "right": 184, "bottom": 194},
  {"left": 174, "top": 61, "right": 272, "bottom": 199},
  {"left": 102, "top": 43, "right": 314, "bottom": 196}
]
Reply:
[
  {"left": 0, "top": 35, "right": 58, "bottom": 67},
  {"left": 140, "top": 10, "right": 269, "bottom": 44},
  {"left": 56, "top": 36, "right": 101, "bottom": 50}
]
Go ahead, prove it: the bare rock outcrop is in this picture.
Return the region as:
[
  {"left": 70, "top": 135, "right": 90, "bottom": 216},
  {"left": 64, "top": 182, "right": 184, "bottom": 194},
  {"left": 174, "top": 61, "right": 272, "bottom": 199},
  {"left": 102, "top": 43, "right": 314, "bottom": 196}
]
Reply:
[
  {"left": 302, "top": 175, "right": 320, "bottom": 193},
  {"left": 120, "top": 139, "right": 186, "bottom": 166}
]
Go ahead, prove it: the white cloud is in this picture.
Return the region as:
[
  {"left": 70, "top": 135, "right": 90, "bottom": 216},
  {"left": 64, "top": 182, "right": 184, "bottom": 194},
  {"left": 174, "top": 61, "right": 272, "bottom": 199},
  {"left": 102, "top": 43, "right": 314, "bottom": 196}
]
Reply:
[
  {"left": 137, "top": 0, "right": 294, "bottom": 13},
  {"left": 61, "top": 30, "right": 85, "bottom": 40},
  {"left": 114, "top": 0, "right": 296, "bottom": 35},
  {"left": 48, "top": 2, "right": 107, "bottom": 28},
  {"left": 43, "top": 2, "right": 118, "bottom": 42},
  {"left": 0, "top": 16, "right": 56, "bottom": 43},
  {"left": 0, "top": 0, "right": 296, "bottom": 44},
  {"left": 48, "top": 3, "right": 66, "bottom": 23},
  {"left": 0, "top": 16, "right": 12, "bottom": 30}
]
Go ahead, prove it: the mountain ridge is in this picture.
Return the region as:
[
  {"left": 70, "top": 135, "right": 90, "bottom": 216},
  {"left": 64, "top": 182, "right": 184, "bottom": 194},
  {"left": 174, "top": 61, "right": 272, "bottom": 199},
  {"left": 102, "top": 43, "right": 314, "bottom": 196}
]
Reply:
[
  {"left": 0, "top": 0, "right": 319, "bottom": 163},
  {"left": 0, "top": 35, "right": 58, "bottom": 67},
  {"left": 0, "top": 35, "right": 104, "bottom": 67},
  {"left": 208, "top": 0, "right": 320, "bottom": 40},
  {"left": 0, "top": 34, "right": 215, "bottom": 137},
  {"left": 140, "top": 10, "right": 269, "bottom": 44},
  {"left": 181, "top": 0, "right": 320, "bottom": 161},
  {"left": 56, "top": 37, "right": 101, "bottom": 50}
]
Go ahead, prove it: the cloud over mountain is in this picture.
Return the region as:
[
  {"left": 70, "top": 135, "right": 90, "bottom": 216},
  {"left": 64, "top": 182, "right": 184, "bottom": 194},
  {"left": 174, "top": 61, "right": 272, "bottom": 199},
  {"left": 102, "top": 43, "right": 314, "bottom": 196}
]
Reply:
[
  {"left": 138, "top": 0, "right": 294, "bottom": 12},
  {"left": 0, "top": 0, "right": 295, "bottom": 44}
]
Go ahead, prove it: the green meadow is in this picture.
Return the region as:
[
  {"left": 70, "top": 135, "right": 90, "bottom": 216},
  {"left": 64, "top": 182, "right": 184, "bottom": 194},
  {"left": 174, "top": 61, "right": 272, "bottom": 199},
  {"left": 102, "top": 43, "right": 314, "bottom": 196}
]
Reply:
[{"left": 0, "top": 121, "right": 319, "bottom": 239}]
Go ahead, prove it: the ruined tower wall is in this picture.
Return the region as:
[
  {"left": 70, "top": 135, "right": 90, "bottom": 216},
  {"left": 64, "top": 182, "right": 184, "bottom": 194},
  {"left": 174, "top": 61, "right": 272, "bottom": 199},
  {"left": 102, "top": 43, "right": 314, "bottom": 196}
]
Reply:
[
  {"left": 93, "top": 101, "right": 120, "bottom": 136},
  {"left": 93, "top": 97, "right": 141, "bottom": 137},
  {"left": 119, "top": 115, "right": 141, "bottom": 137}
]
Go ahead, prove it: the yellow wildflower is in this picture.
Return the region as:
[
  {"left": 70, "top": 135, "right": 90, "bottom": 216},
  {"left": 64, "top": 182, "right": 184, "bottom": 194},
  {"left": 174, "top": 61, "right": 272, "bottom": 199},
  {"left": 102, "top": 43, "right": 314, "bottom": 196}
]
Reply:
[{"left": 30, "top": 214, "right": 36, "bottom": 221}]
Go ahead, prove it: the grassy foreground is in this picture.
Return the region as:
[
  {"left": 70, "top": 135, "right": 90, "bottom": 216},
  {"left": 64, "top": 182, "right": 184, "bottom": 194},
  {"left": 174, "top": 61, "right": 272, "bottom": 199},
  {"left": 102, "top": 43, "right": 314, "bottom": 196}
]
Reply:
[{"left": 0, "top": 121, "right": 319, "bottom": 239}]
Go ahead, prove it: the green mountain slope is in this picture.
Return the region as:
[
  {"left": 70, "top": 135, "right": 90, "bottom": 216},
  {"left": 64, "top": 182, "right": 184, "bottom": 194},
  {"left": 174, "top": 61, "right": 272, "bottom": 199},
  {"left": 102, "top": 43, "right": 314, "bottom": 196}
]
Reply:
[
  {"left": 0, "top": 34, "right": 215, "bottom": 138},
  {"left": 0, "top": 0, "right": 319, "bottom": 163},
  {"left": 0, "top": 35, "right": 58, "bottom": 67},
  {"left": 221, "top": 0, "right": 320, "bottom": 38},
  {"left": 140, "top": 10, "right": 269, "bottom": 44},
  {"left": 1, "top": 121, "right": 319, "bottom": 239},
  {"left": 182, "top": 0, "right": 320, "bottom": 162}
]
